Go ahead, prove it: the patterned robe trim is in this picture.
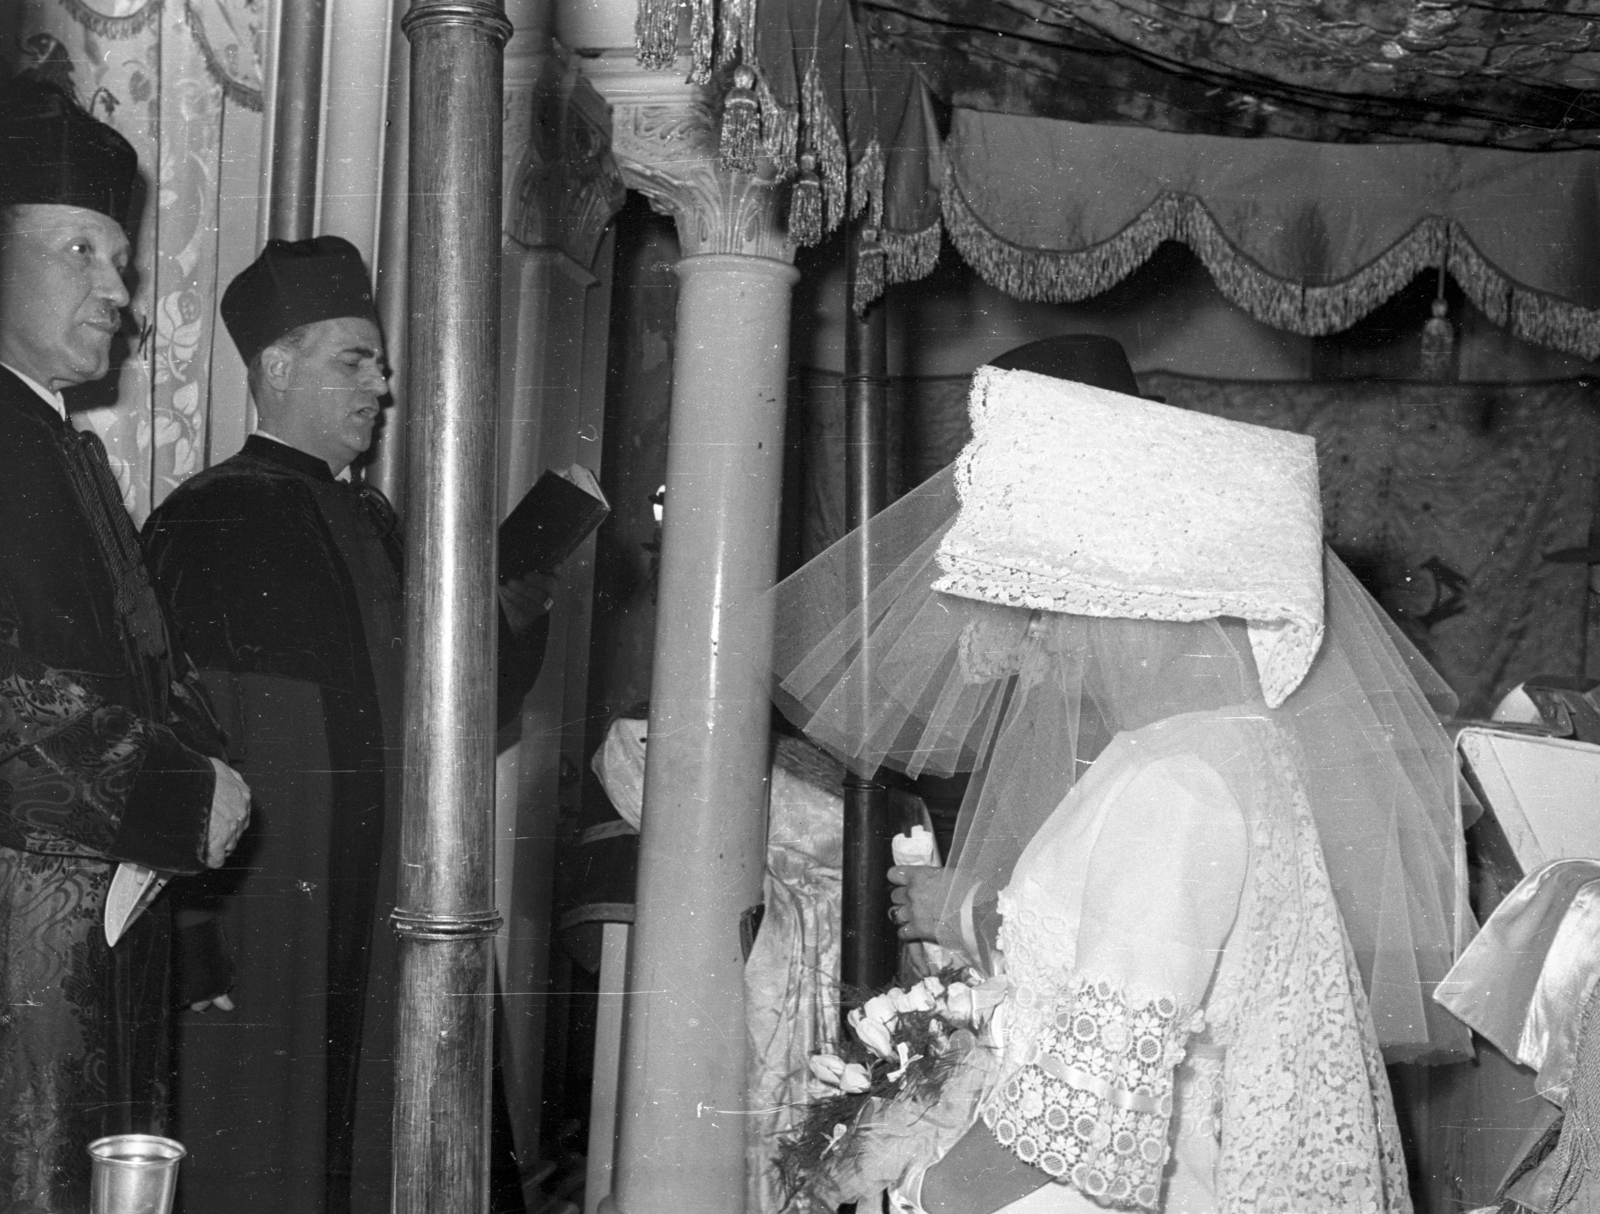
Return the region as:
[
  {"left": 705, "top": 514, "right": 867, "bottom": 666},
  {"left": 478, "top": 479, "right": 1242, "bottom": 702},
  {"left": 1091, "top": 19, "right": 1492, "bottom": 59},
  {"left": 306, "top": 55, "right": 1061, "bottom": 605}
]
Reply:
[
  {"left": 58, "top": 428, "right": 170, "bottom": 662},
  {"left": 981, "top": 974, "right": 1203, "bottom": 1210},
  {"left": 0, "top": 639, "right": 149, "bottom": 858}
]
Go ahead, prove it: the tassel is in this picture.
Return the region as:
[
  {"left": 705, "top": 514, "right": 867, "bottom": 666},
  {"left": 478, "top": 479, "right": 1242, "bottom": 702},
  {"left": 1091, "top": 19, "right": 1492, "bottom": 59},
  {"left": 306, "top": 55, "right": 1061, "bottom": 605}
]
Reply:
[
  {"left": 719, "top": 66, "right": 760, "bottom": 174},
  {"left": 687, "top": 0, "right": 715, "bottom": 84},
  {"left": 789, "top": 152, "right": 823, "bottom": 247},
  {"left": 852, "top": 227, "right": 887, "bottom": 315},
  {"left": 1420, "top": 267, "right": 1455, "bottom": 381},
  {"left": 634, "top": 0, "right": 679, "bottom": 70}
]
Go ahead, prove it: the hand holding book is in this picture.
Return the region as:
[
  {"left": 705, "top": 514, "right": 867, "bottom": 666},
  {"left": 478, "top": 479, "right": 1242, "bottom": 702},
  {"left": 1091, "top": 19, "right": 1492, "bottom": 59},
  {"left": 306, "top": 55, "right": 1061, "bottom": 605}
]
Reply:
[{"left": 499, "top": 464, "right": 610, "bottom": 583}]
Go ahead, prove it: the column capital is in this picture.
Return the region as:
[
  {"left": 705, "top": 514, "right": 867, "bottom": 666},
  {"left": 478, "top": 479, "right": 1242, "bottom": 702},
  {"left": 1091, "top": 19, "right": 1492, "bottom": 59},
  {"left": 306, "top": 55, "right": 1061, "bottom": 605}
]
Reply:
[
  {"left": 505, "top": 42, "right": 628, "bottom": 269},
  {"left": 580, "top": 51, "right": 794, "bottom": 263}
]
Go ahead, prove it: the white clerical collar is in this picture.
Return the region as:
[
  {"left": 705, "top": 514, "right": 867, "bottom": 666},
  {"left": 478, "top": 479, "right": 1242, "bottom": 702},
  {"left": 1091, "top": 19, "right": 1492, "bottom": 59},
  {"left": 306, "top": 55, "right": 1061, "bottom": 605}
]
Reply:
[
  {"left": 0, "top": 363, "right": 67, "bottom": 421},
  {"left": 252, "top": 429, "right": 353, "bottom": 482}
]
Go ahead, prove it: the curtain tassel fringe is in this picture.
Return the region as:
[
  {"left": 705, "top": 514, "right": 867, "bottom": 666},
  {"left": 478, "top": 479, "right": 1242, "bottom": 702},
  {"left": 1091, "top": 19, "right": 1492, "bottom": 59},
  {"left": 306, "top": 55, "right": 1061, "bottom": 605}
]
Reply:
[
  {"left": 719, "top": 66, "right": 761, "bottom": 174},
  {"left": 852, "top": 227, "right": 887, "bottom": 314},
  {"left": 1420, "top": 267, "right": 1455, "bottom": 380},
  {"left": 789, "top": 152, "right": 824, "bottom": 247}
]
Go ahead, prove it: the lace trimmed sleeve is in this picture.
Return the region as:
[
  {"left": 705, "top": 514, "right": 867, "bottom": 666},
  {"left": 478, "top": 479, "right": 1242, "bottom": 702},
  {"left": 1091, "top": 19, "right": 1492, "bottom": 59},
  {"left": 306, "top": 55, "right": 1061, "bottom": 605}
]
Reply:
[
  {"left": 983, "top": 975, "right": 1203, "bottom": 1207},
  {"left": 982, "top": 746, "right": 1249, "bottom": 1210}
]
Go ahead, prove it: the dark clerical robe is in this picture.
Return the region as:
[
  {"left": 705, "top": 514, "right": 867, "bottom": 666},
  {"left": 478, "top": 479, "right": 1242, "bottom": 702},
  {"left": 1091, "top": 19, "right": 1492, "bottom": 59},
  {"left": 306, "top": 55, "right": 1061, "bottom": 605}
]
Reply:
[
  {"left": 0, "top": 367, "right": 221, "bottom": 1212},
  {"left": 143, "top": 435, "right": 543, "bottom": 1214}
]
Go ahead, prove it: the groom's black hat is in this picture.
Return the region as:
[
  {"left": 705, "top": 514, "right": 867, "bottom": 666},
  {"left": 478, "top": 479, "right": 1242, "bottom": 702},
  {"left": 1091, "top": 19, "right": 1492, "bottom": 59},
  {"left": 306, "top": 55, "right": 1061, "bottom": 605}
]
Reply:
[{"left": 987, "top": 335, "right": 1144, "bottom": 398}]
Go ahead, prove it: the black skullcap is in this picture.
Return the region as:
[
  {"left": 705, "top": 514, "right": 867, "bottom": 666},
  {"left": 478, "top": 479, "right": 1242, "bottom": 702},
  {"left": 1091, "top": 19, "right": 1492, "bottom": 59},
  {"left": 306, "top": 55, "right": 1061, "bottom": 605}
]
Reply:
[
  {"left": 0, "top": 75, "right": 139, "bottom": 229},
  {"left": 221, "top": 236, "right": 381, "bottom": 367},
  {"left": 988, "top": 335, "right": 1142, "bottom": 397}
]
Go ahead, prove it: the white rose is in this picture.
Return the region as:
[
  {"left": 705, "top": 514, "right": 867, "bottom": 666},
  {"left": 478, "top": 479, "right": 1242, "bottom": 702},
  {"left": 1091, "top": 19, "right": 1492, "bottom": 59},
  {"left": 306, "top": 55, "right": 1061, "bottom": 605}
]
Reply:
[
  {"left": 849, "top": 1007, "right": 896, "bottom": 1059},
  {"left": 808, "top": 1053, "right": 848, "bottom": 1087},
  {"left": 862, "top": 994, "right": 901, "bottom": 1030},
  {"left": 943, "top": 981, "right": 974, "bottom": 1021},
  {"left": 839, "top": 1062, "right": 873, "bottom": 1094},
  {"left": 901, "top": 983, "right": 936, "bottom": 1013}
]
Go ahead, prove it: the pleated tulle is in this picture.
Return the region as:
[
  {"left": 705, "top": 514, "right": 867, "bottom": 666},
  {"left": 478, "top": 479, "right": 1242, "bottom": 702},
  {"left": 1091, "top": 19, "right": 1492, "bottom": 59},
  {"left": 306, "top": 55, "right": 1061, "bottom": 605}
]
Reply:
[{"left": 765, "top": 467, "right": 1470, "bottom": 1060}]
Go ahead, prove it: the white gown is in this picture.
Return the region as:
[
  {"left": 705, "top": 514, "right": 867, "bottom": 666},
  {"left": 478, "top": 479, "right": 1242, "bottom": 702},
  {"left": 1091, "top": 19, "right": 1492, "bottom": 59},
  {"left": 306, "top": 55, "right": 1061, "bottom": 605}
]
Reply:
[{"left": 980, "top": 709, "right": 1412, "bottom": 1214}]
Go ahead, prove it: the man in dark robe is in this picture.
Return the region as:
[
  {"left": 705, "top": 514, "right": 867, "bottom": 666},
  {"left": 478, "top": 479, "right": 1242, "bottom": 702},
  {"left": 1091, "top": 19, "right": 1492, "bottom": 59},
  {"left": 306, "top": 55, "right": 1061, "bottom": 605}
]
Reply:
[
  {"left": 143, "top": 236, "right": 550, "bottom": 1214},
  {"left": 0, "top": 76, "right": 252, "bottom": 1210}
]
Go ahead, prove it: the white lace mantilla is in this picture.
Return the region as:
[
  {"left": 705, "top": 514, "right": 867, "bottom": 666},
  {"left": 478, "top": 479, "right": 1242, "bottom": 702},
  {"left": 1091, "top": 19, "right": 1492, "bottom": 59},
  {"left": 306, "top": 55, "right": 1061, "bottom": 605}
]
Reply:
[
  {"left": 988, "top": 714, "right": 1411, "bottom": 1213},
  {"left": 932, "top": 367, "right": 1325, "bottom": 708},
  {"left": 1210, "top": 725, "right": 1410, "bottom": 1213}
]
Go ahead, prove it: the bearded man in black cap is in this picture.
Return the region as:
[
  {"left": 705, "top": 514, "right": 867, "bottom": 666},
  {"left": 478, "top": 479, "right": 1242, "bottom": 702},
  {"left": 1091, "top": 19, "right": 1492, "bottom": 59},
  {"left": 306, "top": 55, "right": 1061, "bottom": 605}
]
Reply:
[
  {"left": 143, "top": 235, "right": 552, "bottom": 1213},
  {"left": 0, "top": 76, "right": 252, "bottom": 1208}
]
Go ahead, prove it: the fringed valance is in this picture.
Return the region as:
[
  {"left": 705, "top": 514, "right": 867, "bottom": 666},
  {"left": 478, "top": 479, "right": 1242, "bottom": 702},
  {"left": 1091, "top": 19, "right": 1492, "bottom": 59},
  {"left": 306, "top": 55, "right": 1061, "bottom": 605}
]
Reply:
[
  {"left": 921, "top": 111, "right": 1600, "bottom": 359},
  {"left": 633, "top": 2, "right": 1600, "bottom": 350}
]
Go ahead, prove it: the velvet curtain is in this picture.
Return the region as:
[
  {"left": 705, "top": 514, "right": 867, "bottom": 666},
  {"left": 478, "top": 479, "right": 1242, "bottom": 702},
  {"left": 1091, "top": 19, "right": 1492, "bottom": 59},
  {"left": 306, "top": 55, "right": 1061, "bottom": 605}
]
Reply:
[{"left": 2, "top": 0, "right": 264, "bottom": 525}]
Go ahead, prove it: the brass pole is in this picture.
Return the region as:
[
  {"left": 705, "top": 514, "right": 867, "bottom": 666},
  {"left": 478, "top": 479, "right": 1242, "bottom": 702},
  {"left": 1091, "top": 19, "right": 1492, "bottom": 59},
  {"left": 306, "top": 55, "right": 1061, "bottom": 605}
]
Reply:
[
  {"left": 393, "top": 2, "right": 512, "bottom": 1212},
  {"left": 840, "top": 231, "right": 895, "bottom": 1004},
  {"left": 268, "top": 0, "right": 327, "bottom": 240}
]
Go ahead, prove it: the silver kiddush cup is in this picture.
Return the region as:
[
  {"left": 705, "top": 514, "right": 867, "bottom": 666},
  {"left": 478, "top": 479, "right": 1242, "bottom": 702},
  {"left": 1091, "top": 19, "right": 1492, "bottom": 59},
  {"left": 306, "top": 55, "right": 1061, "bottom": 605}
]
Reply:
[{"left": 88, "top": 1134, "right": 185, "bottom": 1214}]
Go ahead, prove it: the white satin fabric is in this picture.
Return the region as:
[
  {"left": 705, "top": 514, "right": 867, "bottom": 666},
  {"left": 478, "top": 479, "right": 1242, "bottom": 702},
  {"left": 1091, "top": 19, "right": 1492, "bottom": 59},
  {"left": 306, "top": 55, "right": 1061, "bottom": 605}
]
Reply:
[{"left": 1435, "top": 858, "right": 1600, "bottom": 1106}]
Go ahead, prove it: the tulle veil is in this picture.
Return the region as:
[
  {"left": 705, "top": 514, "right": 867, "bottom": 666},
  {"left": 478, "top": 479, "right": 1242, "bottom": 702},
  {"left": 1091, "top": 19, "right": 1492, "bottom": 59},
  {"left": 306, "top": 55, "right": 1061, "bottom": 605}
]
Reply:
[{"left": 767, "top": 464, "right": 1470, "bottom": 1062}]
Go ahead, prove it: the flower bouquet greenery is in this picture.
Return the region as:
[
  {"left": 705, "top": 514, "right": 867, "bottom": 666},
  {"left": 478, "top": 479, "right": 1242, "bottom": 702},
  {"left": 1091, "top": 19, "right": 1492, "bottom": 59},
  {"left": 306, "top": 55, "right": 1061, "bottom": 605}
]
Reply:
[{"left": 778, "top": 968, "right": 1008, "bottom": 1213}]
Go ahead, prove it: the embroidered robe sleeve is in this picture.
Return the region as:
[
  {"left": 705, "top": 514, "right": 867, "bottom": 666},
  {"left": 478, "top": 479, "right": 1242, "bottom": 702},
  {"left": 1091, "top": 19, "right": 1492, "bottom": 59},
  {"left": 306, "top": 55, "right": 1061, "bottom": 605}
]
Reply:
[
  {"left": 983, "top": 754, "right": 1248, "bottom": 1210},
  {"left": 0, "top": 589, "right": 216, "bottom": 873}
]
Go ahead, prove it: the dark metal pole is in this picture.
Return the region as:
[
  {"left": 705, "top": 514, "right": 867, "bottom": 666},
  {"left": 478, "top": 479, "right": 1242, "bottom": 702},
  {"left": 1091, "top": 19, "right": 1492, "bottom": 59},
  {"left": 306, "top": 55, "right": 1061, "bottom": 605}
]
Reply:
[
  {"left": 269, "top": 0, "right": 327, "bottom": 240},
  {"left": 394, "top": 2, "right": 511, "bottom": 1211},
  {"left": 840, "top": 230, "right": 895, "bottom": 1006}
]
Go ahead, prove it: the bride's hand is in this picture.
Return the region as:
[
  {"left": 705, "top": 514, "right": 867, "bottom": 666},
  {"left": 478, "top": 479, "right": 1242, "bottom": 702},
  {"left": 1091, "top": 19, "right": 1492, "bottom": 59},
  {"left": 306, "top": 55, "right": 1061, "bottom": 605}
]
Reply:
[{"left": 887, "top": 865, "right": 952, "bottom": 941}]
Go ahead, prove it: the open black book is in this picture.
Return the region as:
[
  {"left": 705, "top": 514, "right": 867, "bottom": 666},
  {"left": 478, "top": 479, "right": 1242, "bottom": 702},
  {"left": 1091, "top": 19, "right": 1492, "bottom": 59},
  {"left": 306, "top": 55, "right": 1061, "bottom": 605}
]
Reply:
[{"left": 498, "top": 464, "right": 610, "bottom": 582}]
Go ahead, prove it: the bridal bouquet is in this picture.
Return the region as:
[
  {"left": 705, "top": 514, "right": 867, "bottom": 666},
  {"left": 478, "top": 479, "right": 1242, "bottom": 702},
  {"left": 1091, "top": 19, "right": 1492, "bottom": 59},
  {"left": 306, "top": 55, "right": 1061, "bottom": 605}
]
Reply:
[{"left": 778, "top": 968, "right": 1007, "bottom": 1212}]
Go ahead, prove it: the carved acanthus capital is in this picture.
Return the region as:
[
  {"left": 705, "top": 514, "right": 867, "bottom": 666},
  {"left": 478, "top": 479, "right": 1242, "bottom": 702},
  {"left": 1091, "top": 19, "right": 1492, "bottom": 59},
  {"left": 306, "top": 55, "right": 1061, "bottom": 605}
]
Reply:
[
  {"left": 580, "top": 52, "right": 795, "bottom": 263},
  {"left": 505, "top": 42, "right": 628, "bottom": 270}
]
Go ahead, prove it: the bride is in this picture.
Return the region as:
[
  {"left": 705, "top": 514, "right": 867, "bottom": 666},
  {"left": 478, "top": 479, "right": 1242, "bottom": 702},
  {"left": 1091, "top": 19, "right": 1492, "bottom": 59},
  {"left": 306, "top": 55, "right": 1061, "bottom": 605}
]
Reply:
[{"left": 766, "top": 353, "right": 1468, "bottom": 1213}]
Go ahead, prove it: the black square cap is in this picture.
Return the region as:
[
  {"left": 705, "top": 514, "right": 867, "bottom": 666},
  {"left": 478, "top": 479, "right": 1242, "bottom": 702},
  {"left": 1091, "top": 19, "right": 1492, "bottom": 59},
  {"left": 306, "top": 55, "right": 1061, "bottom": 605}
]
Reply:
[
  {"left": 222, "top": 236, "right": 381, "bottom": 367},
  {"left": 0, "top": 75, "right": 139, "bottom": 229}
]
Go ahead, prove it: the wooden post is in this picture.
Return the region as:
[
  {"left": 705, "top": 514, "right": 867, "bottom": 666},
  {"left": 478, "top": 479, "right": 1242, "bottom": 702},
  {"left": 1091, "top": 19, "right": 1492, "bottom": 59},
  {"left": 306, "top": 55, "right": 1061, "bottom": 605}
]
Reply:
[
  {"left": 840, "top": 229, "right": 896, "bottom": 1002},
  {"left": 268, "top": 0, "right": 326, "bottom": 241},
  {"left": 393, "top": 2, "right": 512, "bottom": 1211}
]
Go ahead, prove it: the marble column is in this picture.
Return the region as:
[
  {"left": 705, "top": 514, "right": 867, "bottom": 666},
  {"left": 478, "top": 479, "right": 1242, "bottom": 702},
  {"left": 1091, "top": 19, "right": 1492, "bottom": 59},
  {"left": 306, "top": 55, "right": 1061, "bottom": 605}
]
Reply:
[{"left": 579, "top": 44, "right": 801, "bottom": 1214}]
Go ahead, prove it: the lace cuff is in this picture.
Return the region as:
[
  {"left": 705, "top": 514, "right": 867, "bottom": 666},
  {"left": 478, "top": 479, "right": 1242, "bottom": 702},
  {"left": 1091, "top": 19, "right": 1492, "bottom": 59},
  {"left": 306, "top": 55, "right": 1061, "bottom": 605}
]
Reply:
[{"left": 981, "top": 975, "right": 1201, "bottom": 1210}]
